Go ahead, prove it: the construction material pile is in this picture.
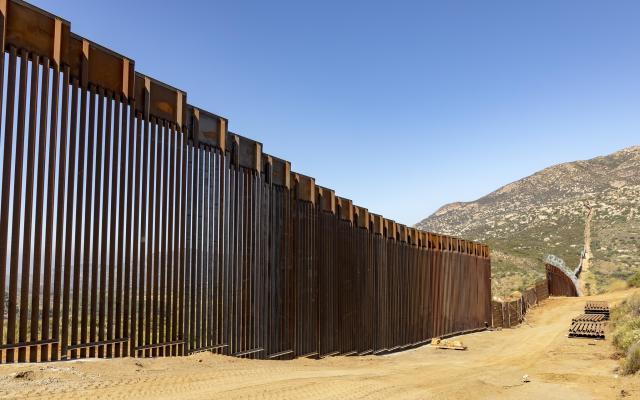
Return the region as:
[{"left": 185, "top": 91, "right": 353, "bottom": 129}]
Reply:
[
  {"left": 584, "top": 301, "right": 610, "bottom": 319},
  {"left": 568, "top": 302, "right": 609, "bottom": 340},
  {"left": 430, "top": 338, "right": 467, "bottom": 350},
  {"left": 571, "top": 314, "right": 605, "bottom": 323}
]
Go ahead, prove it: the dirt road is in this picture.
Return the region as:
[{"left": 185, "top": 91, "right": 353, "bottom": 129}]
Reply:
[
  {"left": 581, "top": 204, "right": 596, "bottom": 294},
  {"left": 1, "top": 289, "right": 638, "bottom": 400}
]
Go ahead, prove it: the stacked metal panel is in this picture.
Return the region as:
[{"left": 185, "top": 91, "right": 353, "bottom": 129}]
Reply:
[
  {"left": 572, "top": 314, "right": 605, "bottom": 323},
  {"left": 568, "top": 321, "right": 605, "bottom": 339},
  {"left": 584, "top": 301, "right": 610, "bottom": 319},
  {"left": 568, "top": 303, "right": 609, "bottom": 340}
]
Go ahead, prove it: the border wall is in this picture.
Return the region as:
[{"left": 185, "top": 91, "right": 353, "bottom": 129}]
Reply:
[
  {"left": 545, "top": 264, "right": 580, "bottom": 297},
  {"left": 491, "top": 280, "right": 549, "bottom": 328},
  {"left": 492, "top": 261, "right": 579, "bottom": 329},
  {"left": 0, "top": 0, "right": 491, "bottom": 363}
]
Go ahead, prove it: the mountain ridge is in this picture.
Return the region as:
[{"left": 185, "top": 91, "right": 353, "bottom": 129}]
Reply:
[{"left": 416, "top": 145, "right": 640, "bottom": 296}]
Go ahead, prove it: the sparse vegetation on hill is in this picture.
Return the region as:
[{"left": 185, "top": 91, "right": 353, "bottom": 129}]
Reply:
[{"left": 416, "top": 146, "right": 640, "bottom": 296}]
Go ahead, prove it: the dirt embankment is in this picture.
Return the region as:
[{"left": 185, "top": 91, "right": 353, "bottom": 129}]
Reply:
[{"left": 1, "top": 289, "right": 638, "bottom": 400}]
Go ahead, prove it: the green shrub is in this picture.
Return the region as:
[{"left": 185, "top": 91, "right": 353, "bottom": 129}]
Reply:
[
  {"left": 613, "top": 319, "right": 640, "bottom": 352},
  {"left": 628, "top": 272, "right": 640, "bottom": 288},
  {"left": 624, "top": 342, "right": 640, "bottom": 375},
  {"left": 611, "top": 293, "right": 640, "bottom": 353},
  {"left": 628, "top": 294, "right": 640, "bottom": 316}
]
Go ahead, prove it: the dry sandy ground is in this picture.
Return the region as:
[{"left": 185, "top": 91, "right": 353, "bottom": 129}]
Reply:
[{"left": 1, "top": 289, "right": 639, "bottom": 400}]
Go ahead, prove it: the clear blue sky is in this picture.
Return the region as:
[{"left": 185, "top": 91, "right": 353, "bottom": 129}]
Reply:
[{"left": 31, "top": 0, "right": 640, "bottom": 225}]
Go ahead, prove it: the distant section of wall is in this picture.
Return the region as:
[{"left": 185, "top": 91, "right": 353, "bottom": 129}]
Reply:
[
  {"left": 491, "top": 280, "right": 549, "bottom": 328},
  {"left": 535, "top": 280, "right": 549, "bottom": 300},
  {"left": 546, "top": 264, "right": 580, "bottom": 297},
  {"left": 544, "top": 254, "right": 581, "bottom": 297},
  {"left": 492, "top": 267, "right": 579, "bottom": 329}
]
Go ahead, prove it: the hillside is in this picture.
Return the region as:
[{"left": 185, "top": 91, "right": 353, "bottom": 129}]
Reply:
[{"left": 415, "top": 146, "right": 640, "bottom": 297}]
